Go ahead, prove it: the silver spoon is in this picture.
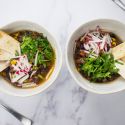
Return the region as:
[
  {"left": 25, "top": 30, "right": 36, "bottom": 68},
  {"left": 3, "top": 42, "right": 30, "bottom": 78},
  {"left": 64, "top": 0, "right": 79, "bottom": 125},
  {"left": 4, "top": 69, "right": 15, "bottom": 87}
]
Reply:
[
  {"left": 112, "top": 0, "right": 125, "bottom": 11},
  {"left": 0, "top": 100, "right": 33, "bottom": 125}
]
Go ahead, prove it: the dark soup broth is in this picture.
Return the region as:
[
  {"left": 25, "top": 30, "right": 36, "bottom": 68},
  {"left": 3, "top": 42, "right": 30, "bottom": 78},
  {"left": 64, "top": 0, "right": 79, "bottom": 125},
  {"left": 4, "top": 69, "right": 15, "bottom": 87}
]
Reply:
[
  {"left": 0, "top": 30, "right": 55, "bottom": 88},
  {"left": 74, "top": 27, "right": 122, "bottom": 83}
]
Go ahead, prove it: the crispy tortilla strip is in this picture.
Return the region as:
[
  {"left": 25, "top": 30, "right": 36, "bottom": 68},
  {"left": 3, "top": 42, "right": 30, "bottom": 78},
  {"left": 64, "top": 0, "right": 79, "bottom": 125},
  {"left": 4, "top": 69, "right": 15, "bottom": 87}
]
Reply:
[
  {"left": 0, "top": 49, "right": 15, "bottom": 61},
  {"left": 0, "top": 61, "right": 10, "bottom": 72},
  {"left": 115, "top": 60, "right": 125, "bottom": 79},
  {"left": 121, "top": 57, "right": 125, "bottom": 63},
  {"left": 112, "top": 42, "right": 125, "bottom": 60},
  {"left": 0, "top": 31, "right": 20, "bottom": 55},
  {"left": 0, "top": 31, "right": 20, "bottom": 72}
]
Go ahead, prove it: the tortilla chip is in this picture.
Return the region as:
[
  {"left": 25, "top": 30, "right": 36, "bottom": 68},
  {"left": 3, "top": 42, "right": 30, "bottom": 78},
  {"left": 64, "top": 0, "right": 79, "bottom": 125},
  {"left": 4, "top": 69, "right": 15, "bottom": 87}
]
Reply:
[
  {"left": 0, "top": 31, "right": 20, "bottom": 71},
  {"left": 121, "top": 57, "right": 125, "bottom": 63},
  {"left": 0, "top": 49, "right": 15, "bottom": 61},
  {"left": 0, "top": 61, "right": 10, "bottom": 72},
  {"left": 112, "top": 42, "right": 125, "bottom": 60},
  {"left": 0, "top": 31, "right": 20, "bottom": 55}
]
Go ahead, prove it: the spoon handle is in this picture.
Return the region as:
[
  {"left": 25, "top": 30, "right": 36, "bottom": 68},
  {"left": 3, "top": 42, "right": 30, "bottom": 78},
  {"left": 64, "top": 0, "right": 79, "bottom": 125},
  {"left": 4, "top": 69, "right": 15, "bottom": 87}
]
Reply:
[
  {"left": 112, "top": 0, "right": 125, "bottom": 11},
  {"left": 0, "top": 100, "right": 32, "bottom": 125}
]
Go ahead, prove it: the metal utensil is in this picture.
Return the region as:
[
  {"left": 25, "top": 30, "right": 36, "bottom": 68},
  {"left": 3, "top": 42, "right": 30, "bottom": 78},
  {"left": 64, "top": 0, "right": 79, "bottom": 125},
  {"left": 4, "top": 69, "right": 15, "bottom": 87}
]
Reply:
[
  {"left": 112, "top": 0, "right": 125, "bottom": 11},
  {"left": 0, "top": 100, "right": 33, "bottom": 125}
]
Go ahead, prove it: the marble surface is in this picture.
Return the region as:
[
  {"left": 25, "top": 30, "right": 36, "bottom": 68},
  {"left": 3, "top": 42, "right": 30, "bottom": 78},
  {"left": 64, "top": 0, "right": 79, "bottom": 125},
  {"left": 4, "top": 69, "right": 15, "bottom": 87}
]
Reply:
[{"left": 0, "top": 0, "right": 125, "bottom": 125}]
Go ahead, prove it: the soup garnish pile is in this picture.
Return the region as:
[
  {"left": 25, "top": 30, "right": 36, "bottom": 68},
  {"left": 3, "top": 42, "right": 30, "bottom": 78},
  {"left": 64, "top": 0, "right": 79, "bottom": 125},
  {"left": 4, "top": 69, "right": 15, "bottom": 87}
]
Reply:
[
  {"left": 0, "top": 31, "right": 55, "bottom": 88},
  {"left": 74, "top": 26, "right": 122, "bottom": 83}
]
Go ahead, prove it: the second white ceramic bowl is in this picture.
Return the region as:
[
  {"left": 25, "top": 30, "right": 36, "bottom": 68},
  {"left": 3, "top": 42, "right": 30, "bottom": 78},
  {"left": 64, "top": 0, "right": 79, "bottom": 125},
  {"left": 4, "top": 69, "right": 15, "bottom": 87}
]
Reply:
[
  {"left": 0, "top": 21, "right": 62, "bottom": 97},
  {"left": 66, "top": 19, "right": 125, "bottom": 94}
]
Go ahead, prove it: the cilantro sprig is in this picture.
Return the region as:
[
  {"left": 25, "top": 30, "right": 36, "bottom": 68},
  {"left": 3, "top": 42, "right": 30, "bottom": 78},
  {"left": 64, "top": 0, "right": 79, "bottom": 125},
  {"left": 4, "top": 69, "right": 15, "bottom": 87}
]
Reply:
[
  {"left": 21, "top": 36, "right": 54, "bottom": 67},
  {"left": 81, "top": 53, "right": 119, "bottom": 82}
]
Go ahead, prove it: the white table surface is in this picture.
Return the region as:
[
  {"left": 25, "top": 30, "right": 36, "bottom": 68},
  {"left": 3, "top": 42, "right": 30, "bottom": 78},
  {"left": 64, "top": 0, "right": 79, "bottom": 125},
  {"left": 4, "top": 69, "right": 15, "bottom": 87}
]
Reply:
[{"left": 0, "top": 0, "right": 125, "bottom": 125}]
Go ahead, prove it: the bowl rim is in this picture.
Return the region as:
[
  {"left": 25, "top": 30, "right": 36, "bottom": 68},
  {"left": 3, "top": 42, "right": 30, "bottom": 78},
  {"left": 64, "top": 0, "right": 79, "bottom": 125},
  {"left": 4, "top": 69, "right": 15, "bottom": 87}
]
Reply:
[
  {"left": 0, "top": 20, "right": 62, "bottom": 97},
  {"left": 66, "top": 18, "right": 125, "bottom": 94}
]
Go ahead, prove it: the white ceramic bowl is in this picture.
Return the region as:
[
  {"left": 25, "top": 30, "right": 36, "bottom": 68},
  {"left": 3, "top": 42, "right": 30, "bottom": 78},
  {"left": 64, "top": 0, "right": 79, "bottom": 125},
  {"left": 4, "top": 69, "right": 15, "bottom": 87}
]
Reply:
[
  {"left": 0, "top": 21, "right": 62, "bottom": 97},
  {"left": 66, "top": 19, "right": 125, "bottom": 94}
]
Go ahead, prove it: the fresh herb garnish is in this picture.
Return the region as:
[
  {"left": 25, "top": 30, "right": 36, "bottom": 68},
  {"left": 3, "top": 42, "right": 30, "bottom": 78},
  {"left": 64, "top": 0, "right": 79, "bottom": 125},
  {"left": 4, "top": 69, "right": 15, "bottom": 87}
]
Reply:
[
  {"left": 115, "top": 60, "right": 124, "bottom": 65},
  {"left": 15, "top": 50, "right": 19, "bottom": 56},
  {"left": 81, "top": 53, "right": 119, "bottom": 82},
  {"left": 21, "top": 36, "right": 54, "bottom": 67}
]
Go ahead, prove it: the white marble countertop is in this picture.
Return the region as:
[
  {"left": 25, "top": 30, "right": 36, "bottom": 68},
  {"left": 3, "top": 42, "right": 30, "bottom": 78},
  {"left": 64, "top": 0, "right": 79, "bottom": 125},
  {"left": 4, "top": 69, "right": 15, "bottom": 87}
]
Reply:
[{"left": 0, "top": 0, "right": 125, "bottom": 125}]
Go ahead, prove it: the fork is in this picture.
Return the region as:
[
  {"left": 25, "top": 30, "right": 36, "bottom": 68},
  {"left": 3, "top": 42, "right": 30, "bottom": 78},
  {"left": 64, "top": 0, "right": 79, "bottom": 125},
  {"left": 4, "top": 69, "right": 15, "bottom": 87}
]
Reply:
[{"left": 112, "top": 0, "right": 125, "bottom": 11}]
